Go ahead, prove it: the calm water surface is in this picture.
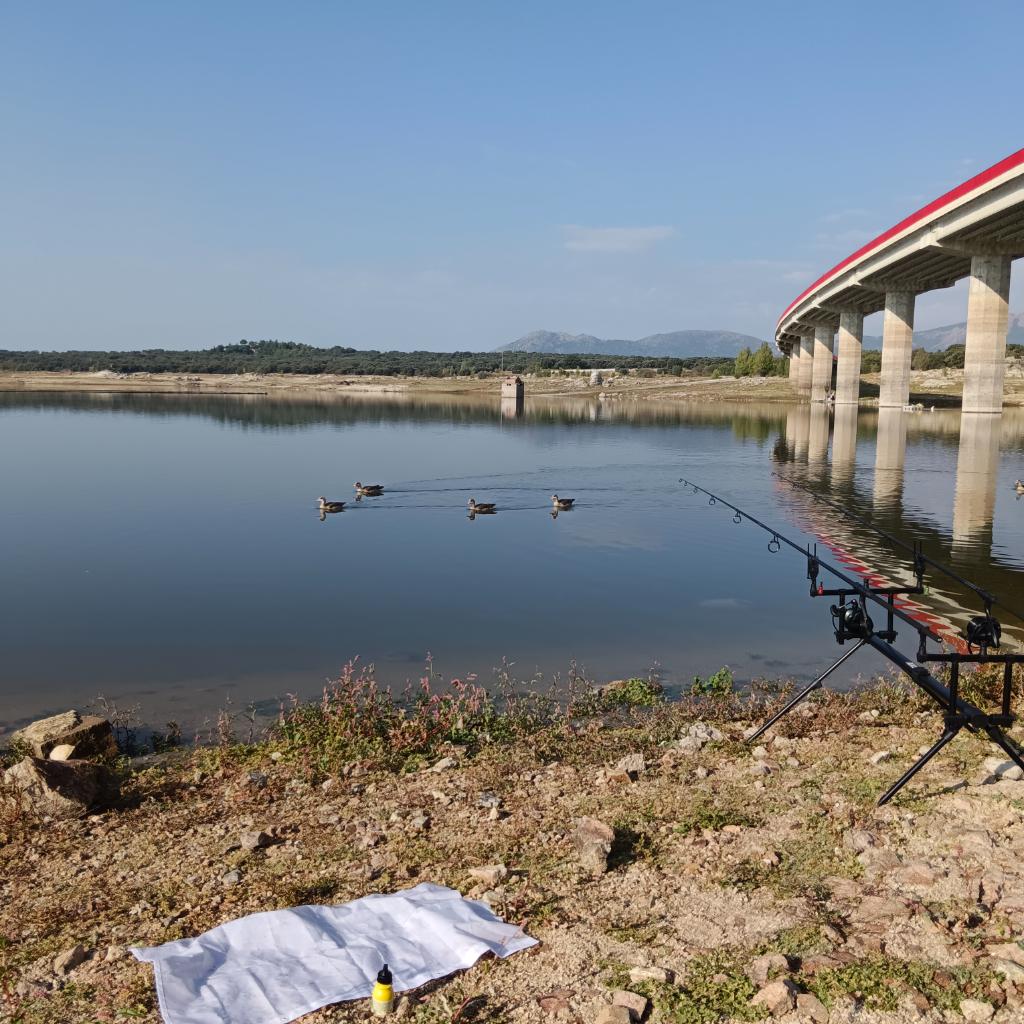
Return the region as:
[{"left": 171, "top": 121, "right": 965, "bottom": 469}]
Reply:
[{"left": 1, "top": 390, "right": 1022, "bottom": 737}]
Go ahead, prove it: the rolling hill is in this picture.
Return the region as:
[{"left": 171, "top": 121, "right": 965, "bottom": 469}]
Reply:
[{"left": 864, "top": 311, "right": 1024, "bottom": 350}]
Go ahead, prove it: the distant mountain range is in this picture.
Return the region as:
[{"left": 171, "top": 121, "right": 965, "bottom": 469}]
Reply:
[
  {"left": 495, "top": 329, "right": 765, "bottom": 358},
  {"left": 864, "top": 312, "right": 1024, "bottom": 351}
]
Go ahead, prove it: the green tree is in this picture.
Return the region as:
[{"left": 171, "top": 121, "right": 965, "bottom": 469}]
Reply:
[
  {"left": 861, "top": 350, "right": 882, "bottom": 373},
  {"left": 734, "top": 347, "right": 753, "bottom": 377},
  {"left": 751, "top": 342, "right": 775, "bottom": 377}
]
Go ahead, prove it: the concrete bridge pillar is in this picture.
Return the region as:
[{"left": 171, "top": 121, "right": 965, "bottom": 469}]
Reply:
[
  {"left": 878, "top": 291, "right": 915, "bottom": 408},
  {"left": 810, "top": 324, "right": 835, "bottom": 402},
  {"left": 834, "top": 310, "right": 863, "bottom": 406},
  {"left": 787, "top": 346, "right": 799, "bottom": 381},
  {"left": 797, "top": 333, "right": 814, "bottom": 393},
  {"left": 962, "top": 255, "right": 1012, "bottom": 414}
]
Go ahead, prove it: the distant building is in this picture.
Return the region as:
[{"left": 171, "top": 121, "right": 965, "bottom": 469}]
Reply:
[{"left": 501, "top": 375, "right": 524, "bottom": 400}]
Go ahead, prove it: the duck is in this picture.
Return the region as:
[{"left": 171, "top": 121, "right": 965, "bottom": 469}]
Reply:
[
  {"left": 318, "top": 497, "right": 346, "bottom": 513},
  {"left": 354, "top": 481, "right": 384, "bottom": 496},
  {"left": 467, "top": 498, "right": 497, "bottom": 514},
  {"left": 1015, "top": 480, "right": 1024, "bottom": 494},
  {"left": 551, "top": 494, "right": 575, "bottom": 510}
]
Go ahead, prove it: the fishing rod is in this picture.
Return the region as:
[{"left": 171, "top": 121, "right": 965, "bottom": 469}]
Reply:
[
  {"left": 679, "top": 477, "right": 1024, "bottom": 805},
  {"left": 775, "top": 471, "right": 1024, "bottom": 628},
  {"left": 679, "top": 478, "right": 944, "bottom": 646}
]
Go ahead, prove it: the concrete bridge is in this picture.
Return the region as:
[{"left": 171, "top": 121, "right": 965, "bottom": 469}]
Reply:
[{"left": 777, "top": 148, "right": 1024, "bottom": 412}]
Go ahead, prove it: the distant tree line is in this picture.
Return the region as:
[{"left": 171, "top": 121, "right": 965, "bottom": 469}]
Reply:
[
  {"left": 860, "top": 343, "right": 1023, "bottom": 373},
  {"left": 0, "top": 339, "right": 738, "bottom": 378}
]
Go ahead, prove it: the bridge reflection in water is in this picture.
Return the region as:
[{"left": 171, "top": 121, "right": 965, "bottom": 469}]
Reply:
[
  {"left": 953, "top": 414, "right": 1002, "bottom": 556},
  {"left": 777, "top": 404, "right": 1024, "bottom": 646}
]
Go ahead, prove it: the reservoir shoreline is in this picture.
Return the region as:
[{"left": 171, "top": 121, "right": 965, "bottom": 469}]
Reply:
[{"left": 6, "top": 367, "right": 1024, "bottom": 405}]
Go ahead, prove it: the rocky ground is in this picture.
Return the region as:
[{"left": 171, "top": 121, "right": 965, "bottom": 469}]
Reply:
[
  {"left": 4, "top": 684, "right": 1024, "bottom": 1024},
  {"left": 0, "top": 369, "right": 804, "bottom": 405},
  {"left": 3, "top": 361, "right": 1024, "bottom": 407}
]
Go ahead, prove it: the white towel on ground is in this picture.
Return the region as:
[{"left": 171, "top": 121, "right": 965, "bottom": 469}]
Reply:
[{"left": 131, "top": 882, "right": 537, "bottom": 1024}]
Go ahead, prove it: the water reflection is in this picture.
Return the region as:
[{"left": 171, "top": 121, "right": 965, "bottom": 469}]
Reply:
[
  {"left": 783, "top": 405, "right": 810, "bottom": 463},
  {"left": 953, "top": 414, "right": 1002, "bottom": 559},
  {"left": 872, "top": 408, "right": 908, "bottom": 514},
  {"left": 500, "top": 395, "right": 524, "bottom": 419},
  {"left": 1, "top": 389, "right": 1022, "bottom": 734},
  {"left": 831, "top": 405, "right": 858, "bottom": 490},
  {"left": 808, "top": 405, "right": 830, "bottom": 472}
]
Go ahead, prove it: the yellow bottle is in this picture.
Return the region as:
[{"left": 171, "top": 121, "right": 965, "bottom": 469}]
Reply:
[{"left": 372, "top": 963, "right": 394, "bottom": 1016}]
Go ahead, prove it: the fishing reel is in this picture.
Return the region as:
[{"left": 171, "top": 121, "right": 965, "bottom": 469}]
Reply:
[
  {"left": 830, "top": 598, "right": 874, "bottom": 643},
  {"left": 965, "top": 614, "right": 1001, "bottom": 654}
]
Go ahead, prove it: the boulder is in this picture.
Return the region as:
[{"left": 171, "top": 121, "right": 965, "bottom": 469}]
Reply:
[
  {"left": 751, "top": 978, "right": 798, "bottom": 1016},
  {"left": 615, "top": 754, "right": 646, "bottom": 776},
  {"left": 611, "top": 990, "right": 648, "bottom": 1021},
  {"left": 795, "top": 993, "right": 829, "bottom": 1023},
  {"left": 468, "top": 864, "right": 508, "bottom": 887},
  {"left": 2, "top": 756, "right": 119, "bottom": 820},
  {"left": 595, "top": 1007, "right": 632, "bottom": 1024},
  {"left": 53, "top": 944, "right": 88, "bottom": 975},
  {"left": 960, "top": 999, "right": 995, "bottom": 1023},
  {"left": 629, "top": 966, "right": 673, "bottom": 985},
  {"left": 988, "top": 958, "right": 1024, "bottom": 984},
  {"left": 842, "top": 828, "right": 876, "bottom": 853},
  {"left": 986, "top": 942, "right": 1024, "bottom": 968},
  {"left": 573, "top": 816, "right": 615, "bottom": 876},
  {"left": 239, "top": 830, "right": 272, "bottom": 852},
  {"left": 849, "top": 895, "right": 911, "bottom": 923},
  {"left": 675, "top": 735, "right": 705, "bottom": 754},
  {"left": 981, "top": 757, "right": 1024, "bottom": 782},
  {"left": 746, "top": 953, "right": 791, "bottom": 987},
  {"left": 11, "top": 711, "right": 117, "bottom": 760}
]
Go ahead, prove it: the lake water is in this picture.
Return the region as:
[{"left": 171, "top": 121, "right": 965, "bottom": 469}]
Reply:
[{"left": 2, "top": 389, "right": 1023, "bottom": 740}]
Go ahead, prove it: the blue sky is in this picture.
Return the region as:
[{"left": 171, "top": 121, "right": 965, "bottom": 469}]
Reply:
[{"left": 2, "top": 1, "right": 1022, "bottom": 352}]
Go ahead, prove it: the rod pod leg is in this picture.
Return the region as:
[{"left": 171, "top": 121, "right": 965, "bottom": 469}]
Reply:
[
  {"left": 877, "top": 727, "right": 959, "bottom": 806},
  {"left": 747, "top": 639, "right": 867, "bottom": 744}
]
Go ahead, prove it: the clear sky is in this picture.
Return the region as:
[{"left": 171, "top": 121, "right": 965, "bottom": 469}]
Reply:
[{"left": 2, "top": 1, "right": 1022, "bottom": 352}]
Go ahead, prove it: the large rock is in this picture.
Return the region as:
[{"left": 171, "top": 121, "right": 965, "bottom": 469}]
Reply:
[
  {"left": 751, "top": 978, "right": 798, "bottom": 1016},
  {"left": 595, "top": 1007, "right": 632, "bottom": 1024},
  {"left": 746, "top": 953, "right": 791, "bottom": 987},
  {"left": 795, "top": 993, "right": 828, "bottom": 1022},
  {"left": 573, "top": 816, "right": 615, "bottom": 876},
  {"left": 53, "top": 944, "right": 89, "bottom": 975},
  {"left": 611, "top": 991, "right": 648, "bottom": 1021},
  {"left": 959, "top": 1000, "right": 995, "bottom": 1023},
  {"left": 982, "top": 757, "right": 1024, "bottom": 782},
  {"left": 10, "top": 711, "right": 117, "bottom": 760},
  {"left": 2, "top": 756, "right": 119, "bottom": 819},
  {"left": 849, "top": 895, "right": 911, "bottom": 923},
  {"left": 986, "top": 942, "right": 1024, "bottom": 968}
]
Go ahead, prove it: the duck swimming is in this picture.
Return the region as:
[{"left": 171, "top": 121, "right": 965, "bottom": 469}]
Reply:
[
  {"left": 318, "top": 497, "right": 346, "bottom": 513},
  {"left": 467, "top": 498, "right": 497, "bottom": 514},
  {"left": 551, "top": 494, "right": 575, "bottom": 510},
  {"left": 354, "top": 481, "right": 384, "bottom": 496},
  {"left": 1015, "top": 480, "right": 1024, "bottom": 494}
]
